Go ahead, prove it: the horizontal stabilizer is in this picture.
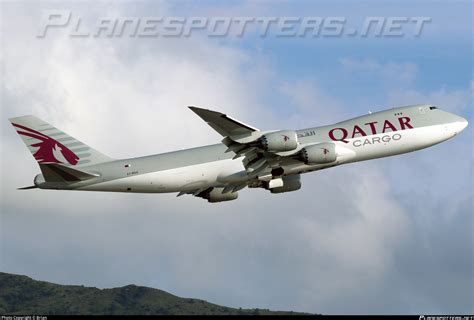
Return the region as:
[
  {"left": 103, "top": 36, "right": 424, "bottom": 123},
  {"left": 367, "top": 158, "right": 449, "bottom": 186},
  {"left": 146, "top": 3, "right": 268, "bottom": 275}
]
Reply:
[
  {"left": 40, "top": 163, "right": 100, "bottom": 183},
  {"left": 18, "top": 185, "right": 38, "bottom": 190}
]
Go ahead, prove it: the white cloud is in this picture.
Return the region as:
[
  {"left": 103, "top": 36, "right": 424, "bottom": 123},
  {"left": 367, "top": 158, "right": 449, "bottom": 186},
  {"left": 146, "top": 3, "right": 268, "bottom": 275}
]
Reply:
[{"left": 1, "top": 8, "right": 269, "bottom": 159}]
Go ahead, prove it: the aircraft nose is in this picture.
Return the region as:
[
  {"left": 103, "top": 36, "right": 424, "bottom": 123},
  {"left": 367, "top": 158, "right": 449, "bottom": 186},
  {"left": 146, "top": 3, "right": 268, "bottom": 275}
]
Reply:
[
  {"left": 456, "top": 117, "right": 468, "bottom": 133},
  {"left": 443, "top": 111, "right": 468, "bottom": 136}
]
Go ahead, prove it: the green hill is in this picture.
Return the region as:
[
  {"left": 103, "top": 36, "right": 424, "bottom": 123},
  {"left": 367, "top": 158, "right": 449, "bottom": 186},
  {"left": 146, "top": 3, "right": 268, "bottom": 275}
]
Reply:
[{"left": 0, "top": 272, "right": 305, "bottom": 315}]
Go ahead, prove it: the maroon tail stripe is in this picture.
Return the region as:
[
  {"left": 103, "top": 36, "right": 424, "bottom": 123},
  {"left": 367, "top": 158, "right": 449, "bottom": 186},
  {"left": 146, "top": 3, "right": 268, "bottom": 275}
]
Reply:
[{"left": 12, "top": 123, "right": 51, "bottom": 140}]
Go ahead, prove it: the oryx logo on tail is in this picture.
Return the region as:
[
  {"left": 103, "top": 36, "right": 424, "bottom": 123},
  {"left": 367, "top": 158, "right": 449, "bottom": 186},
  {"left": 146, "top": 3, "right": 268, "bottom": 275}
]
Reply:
[{"left": 12, "top": 123, "right": 79, "bottom": 165}]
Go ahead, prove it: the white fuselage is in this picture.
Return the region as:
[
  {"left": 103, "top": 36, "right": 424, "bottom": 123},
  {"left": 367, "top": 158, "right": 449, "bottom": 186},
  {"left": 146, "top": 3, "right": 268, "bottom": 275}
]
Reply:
[{"left": 77, "top": 110, "right": 467, "bottom": 194}]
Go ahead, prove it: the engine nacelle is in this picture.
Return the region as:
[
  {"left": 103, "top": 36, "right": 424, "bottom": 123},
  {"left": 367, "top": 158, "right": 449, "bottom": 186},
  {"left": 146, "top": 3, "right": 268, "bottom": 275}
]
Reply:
[
  {"left": 270, "top": 175, "right": 301, "bottom": 194},
  {"left": 206, "top": 188, "right": 238, "bottom": 203},
  {"left": 300, "top": 142, "right": 337, "bottom": 164},
  {"left": 257, "top": 130, "right": 298, "bottom": 152}
]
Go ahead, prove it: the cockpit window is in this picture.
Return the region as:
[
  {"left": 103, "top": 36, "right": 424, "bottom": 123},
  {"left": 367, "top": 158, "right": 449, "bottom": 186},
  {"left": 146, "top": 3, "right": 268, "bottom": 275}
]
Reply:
[{"left": 429, "top": 106, "right": 438, "bottom": 110}]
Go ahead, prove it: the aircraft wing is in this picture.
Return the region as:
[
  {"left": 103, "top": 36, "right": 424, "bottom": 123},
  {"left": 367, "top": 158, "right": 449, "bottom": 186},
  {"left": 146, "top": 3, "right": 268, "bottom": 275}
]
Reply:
[
  {"left": 188, "top": 106, "right": 259, "bottom": 138},
  {"left": 176, "top": 183, "right": 247, "bottom": 198},
  {"left": 189, "top": 106, "right": 300, "bottom": 178}
]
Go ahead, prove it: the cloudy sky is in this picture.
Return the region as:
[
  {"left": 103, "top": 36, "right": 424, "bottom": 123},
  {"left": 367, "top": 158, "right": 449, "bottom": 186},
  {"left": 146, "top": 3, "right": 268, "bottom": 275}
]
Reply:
[{"left": 1, "top": 0, "right": 472, "bottom": 314}]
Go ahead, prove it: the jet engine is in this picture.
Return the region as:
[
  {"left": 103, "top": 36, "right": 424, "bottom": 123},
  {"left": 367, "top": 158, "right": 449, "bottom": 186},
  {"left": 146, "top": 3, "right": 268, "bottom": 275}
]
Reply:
[
  {"left": 257, "top": 130, "right": 298, "bottom": 152},
  {"left": 270, "top": 174, "right": 301, "bottom": 194},
  {"left": 300, "top": 142, "right": 337, "bottom": 164},
  {"left": 201, "top": 187, "right": 238, "bottom": 203}
]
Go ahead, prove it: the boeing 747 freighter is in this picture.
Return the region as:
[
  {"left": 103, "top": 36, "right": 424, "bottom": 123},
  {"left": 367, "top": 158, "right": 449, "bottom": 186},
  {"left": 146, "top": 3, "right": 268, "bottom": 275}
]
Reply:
[{"left": 10, "top": 104, "right": 468, "bottom": 202}]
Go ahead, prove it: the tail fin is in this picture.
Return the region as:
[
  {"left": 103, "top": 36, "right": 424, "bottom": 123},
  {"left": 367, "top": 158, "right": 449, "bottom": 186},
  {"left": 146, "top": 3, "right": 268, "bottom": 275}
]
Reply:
[{"left": 9, "top": 115, "right": 113, "bottom": 167}]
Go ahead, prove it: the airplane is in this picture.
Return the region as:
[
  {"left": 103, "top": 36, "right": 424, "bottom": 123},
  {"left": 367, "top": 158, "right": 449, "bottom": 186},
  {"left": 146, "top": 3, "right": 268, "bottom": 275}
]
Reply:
[{"left": 9, "top": 104, "right": 468, "bottom": 202}]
